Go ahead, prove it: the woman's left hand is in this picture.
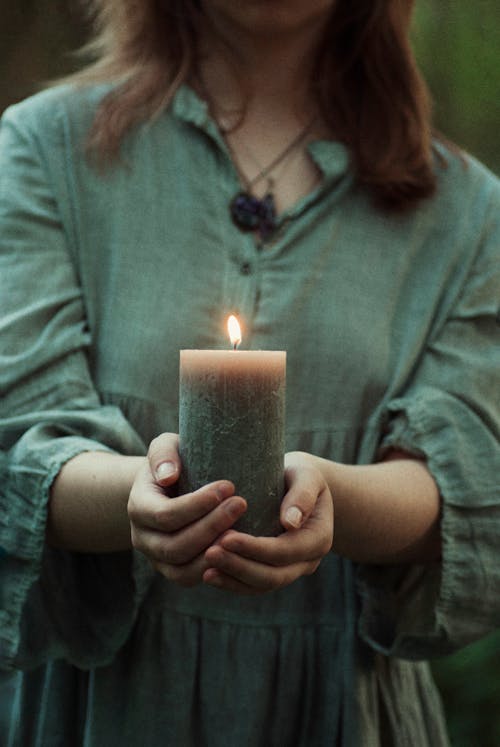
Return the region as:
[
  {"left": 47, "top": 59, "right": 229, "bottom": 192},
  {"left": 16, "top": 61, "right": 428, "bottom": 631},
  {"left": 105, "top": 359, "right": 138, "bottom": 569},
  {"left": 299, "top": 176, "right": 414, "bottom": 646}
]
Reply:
[{"left": 203, "top": 451, "right": 334, "bottom": 594}]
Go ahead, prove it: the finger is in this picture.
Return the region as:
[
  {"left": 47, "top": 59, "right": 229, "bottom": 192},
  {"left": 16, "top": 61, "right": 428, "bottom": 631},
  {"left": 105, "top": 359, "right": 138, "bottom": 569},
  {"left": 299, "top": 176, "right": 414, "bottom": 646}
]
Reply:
[
  {"left": 203, "top": 562, "right": 321, "bottom": 595},
  {"left": 129, "top": 479, "right": 235, "bottom": 532},
  {"left": 203, "top": 570, "right": 261, "bottom": 595},
  {"left": 153, "top": 552, "right": 209, "bottom": 588},
  {"left": 220, "top": 487, "right": 333, "bottom": 565},
  {"left": 148, "top": 432, "right": 181, "bottom": 486},
  {"left": 203, "top": 547, "right": 318, "bottom": 592},
  {"left": 280, "top": 457, "right": 325, "bottom": 530},
  {"left": 134, "top": 495, "right": 247, "bottom": 565}
]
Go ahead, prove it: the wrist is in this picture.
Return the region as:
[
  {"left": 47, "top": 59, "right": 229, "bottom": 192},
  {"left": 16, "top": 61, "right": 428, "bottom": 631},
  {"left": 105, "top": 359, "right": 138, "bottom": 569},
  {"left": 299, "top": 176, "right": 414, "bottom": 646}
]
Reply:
[
  {"left": 48, "top": 452, "right": 146, "bottom": 553},
  {"left": 301, "top": 453, "right": 441, "bottom": 564}
]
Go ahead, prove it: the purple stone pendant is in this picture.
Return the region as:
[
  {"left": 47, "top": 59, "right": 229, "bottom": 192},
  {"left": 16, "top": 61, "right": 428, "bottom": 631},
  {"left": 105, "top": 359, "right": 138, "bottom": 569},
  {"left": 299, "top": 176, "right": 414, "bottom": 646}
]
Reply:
[{"left": 230, "top": 192, "right": 277, "bottom": 240}]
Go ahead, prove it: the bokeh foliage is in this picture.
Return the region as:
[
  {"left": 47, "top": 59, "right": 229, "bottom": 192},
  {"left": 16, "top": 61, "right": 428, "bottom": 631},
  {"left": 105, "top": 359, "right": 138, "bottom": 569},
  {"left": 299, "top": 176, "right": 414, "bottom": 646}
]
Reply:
[
  {"left": 0, "top": 1, "right": 499, "bottom": 744},
  {"left": 431, "top": 631, "right": 500, "bottom": 747},
  {"left": 412, "top": 0, "right": 499, "bottom": 173},
  {"left": 0, "top": 1, "right": 89, "bottom": 108}
]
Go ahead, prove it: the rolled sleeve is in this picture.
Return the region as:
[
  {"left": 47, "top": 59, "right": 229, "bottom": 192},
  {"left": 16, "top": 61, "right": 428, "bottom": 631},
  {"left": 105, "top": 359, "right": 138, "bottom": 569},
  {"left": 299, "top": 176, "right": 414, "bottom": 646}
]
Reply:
[
  {"left": 0, "top": 102, "right": 152, "bottom": 671},
  {"left": 357, "top": 217, "right": 500, "bottom": 659}
]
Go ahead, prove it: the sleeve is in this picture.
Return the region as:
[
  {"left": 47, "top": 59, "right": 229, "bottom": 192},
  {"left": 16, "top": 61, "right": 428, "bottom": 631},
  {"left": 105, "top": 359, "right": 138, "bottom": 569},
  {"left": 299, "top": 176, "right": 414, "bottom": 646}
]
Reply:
[
  {"left": 0, "top": 102, "right": 154, "bottom": 672},
  {"left": 356, "top": 188, "right": 500, "bottom": 660}
]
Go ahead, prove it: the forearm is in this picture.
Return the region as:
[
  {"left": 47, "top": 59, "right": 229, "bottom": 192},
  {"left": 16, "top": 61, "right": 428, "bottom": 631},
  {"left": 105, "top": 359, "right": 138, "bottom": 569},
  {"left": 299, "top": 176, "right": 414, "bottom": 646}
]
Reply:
[
  {"left": 309, "top": 451, "right": 441, "bottom": 564},
  {"left": 46, "top": 452, "right": 145, "bottom": 553}
]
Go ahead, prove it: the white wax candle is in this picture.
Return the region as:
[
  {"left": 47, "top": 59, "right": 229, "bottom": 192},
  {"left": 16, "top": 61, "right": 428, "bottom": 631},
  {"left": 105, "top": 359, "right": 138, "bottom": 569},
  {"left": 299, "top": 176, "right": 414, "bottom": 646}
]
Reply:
[{"left": 178, "top": 348, "right": 286, "bottom": 536}]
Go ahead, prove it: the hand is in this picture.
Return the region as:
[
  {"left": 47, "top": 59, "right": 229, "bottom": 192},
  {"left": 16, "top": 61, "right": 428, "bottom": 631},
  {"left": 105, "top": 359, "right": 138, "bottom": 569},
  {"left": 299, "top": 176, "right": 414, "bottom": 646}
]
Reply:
[
  {"left": 203, "top": 451, "right": 334, "bottom": 594},
  {"left": 127, "top": 433, "right": 247, "bottom": 586}
]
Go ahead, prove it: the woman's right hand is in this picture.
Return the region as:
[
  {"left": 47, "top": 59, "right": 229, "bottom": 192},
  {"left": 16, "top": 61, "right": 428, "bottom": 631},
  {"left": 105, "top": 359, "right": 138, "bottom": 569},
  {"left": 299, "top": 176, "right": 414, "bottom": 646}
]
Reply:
[{"left": 127, "top": 433, "right": 247, "bottom": 586}]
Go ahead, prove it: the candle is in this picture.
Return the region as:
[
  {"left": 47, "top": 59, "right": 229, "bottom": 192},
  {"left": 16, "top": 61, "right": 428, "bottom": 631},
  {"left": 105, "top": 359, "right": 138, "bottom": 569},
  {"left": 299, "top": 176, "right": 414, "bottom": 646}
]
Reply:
[{"left": 178, "top": 316, "right": 286, "bottom": 536}]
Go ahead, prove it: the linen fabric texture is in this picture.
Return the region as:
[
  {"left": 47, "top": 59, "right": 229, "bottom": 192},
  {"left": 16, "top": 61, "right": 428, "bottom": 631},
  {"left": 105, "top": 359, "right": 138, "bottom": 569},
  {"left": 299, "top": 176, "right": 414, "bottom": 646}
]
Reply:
[{"left": 0, "top": 84, "right": 499, "bottom": 746}]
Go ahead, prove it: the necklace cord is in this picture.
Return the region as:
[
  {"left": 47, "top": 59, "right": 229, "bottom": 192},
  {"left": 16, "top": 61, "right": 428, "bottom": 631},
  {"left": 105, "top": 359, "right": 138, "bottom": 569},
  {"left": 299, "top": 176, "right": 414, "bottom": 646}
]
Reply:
[
  {"left": 194, "top": 70, "right": 315, "bottom": 193},
  {"left": 194, "top": 73, "right": 316, "bottom": 239},
  {"left": 225, "top": 118, "right": 316, "bottom": 191}
]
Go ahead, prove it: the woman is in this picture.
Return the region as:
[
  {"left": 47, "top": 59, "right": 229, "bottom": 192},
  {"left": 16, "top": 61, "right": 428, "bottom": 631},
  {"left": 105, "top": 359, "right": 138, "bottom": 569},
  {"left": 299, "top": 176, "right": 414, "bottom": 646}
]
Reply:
[{"left": 1, "top": 1, "right": 499, "bottom": 745}]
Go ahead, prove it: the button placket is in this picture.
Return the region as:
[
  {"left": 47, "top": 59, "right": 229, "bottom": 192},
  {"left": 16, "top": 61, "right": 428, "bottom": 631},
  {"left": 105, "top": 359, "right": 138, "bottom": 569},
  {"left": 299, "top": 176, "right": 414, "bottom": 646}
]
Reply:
[{"left": 224, "top": 233, "right": 261, "bottom": 340}]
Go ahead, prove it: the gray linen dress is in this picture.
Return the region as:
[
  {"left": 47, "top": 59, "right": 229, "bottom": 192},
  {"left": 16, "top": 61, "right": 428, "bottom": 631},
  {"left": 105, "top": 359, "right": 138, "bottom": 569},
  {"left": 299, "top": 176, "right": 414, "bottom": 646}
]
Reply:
[{"left": 0, "top": 84, "right": 499, "bottom": 746}]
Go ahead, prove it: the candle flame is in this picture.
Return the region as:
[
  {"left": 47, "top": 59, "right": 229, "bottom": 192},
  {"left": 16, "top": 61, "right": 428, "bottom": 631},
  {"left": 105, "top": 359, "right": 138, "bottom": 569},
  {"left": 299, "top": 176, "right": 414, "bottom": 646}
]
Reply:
[{"left": 227, "top": 315, "right": 242, "bottom": 349}]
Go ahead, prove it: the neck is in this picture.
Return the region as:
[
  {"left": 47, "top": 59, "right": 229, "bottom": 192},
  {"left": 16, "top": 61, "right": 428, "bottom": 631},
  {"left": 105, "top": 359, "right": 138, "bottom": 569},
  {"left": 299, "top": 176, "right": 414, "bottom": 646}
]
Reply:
[{"left": 197, "top": 4, "right": 331, "bottom": 119}]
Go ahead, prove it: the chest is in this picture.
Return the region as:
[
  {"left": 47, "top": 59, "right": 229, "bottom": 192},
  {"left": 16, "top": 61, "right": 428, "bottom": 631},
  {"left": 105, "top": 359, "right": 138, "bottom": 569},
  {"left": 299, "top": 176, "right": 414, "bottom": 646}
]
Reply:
[
  {"left": 69, "top": 135, "right": 452, "bottom": 446},
  {"left": 76, "top": 198, "right": 429, "bottom": 436}
]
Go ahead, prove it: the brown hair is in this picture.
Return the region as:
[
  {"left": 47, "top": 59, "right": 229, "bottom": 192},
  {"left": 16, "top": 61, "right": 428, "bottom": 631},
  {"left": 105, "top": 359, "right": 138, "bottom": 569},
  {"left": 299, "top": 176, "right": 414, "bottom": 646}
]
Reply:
[{"left": 72, "top": 0, "right": 437, "bottom": 210}]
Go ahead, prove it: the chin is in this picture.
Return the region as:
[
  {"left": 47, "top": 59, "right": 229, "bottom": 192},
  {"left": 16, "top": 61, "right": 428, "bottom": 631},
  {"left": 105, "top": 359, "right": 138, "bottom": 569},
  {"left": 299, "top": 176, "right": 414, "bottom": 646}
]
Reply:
[{"left": 202, "top": 0, "right": 336, "bottom": 36}]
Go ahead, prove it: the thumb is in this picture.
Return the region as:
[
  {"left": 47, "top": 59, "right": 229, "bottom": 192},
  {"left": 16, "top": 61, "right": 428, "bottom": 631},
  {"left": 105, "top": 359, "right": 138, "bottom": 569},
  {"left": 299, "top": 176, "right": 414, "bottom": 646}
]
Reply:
[
  {"left": 148, "top": 432, "right": 181, "bottom": 486},
  {"left": 280, "top": 459, "right": 321, "bottom": 530}
]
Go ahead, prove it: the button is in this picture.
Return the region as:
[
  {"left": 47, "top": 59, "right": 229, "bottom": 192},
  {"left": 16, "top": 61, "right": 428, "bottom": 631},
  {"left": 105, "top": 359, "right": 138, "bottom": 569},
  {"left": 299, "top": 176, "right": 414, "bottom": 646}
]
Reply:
[{"left": 240, "top": 262, "right": 252, "bottom": 276}]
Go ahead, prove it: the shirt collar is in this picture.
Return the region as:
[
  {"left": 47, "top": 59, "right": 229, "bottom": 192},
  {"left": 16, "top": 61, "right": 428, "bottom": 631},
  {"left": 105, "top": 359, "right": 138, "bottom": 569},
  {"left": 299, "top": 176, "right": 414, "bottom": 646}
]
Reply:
[
  {"left": 307, "top": 140, "right": 351, "bottom": 183},
  {"left": 171, "top": 84, "right": 223, "bottom": 146},
  {"left": 171, "top": 84, "right": 352, "bottom": 182}
]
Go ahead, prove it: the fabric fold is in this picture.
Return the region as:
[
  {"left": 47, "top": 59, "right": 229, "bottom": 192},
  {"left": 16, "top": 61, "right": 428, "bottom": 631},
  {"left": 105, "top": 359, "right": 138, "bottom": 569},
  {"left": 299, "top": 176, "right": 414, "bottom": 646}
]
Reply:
[{"left": 358, "top": 388, "right": 500, "bottom": 659}]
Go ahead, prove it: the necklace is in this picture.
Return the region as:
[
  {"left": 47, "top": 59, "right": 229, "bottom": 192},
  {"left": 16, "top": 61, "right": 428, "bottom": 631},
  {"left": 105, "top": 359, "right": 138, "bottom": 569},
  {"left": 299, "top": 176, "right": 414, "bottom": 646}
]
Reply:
[
  {"left": 224, "top": 120, "right": 315, "bottom": 240},
  {"left": 194, "top": 72, "right": 314, "bottom": 239}
]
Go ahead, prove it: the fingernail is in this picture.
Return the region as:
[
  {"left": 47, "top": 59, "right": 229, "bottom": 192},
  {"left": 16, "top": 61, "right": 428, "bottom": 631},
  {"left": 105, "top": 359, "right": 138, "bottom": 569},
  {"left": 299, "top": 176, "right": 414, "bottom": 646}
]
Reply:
[
  {"left": 216, "top": 481, "right": 235, "bottom": 500},
  {"left": 224, "top": 498, "right": 245, "bottom": 518},
  {"left": 285, "top": 506, "right": 303, "bottom": 528},
  {"left": 155, "top": 461, "right": 177, "bottom": 481}
]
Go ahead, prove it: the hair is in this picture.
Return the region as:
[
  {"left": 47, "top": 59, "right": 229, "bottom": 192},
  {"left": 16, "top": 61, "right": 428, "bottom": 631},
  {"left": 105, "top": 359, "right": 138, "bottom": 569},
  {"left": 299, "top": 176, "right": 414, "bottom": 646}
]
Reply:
[{"left": 69, "top": 0, "right": 437, "bottom": 210}]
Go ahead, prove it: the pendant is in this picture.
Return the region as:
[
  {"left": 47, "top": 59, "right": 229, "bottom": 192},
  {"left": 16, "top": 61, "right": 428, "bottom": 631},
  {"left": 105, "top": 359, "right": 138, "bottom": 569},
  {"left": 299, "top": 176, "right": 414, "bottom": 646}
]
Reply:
[{"left": 230, "top": 192, "right": 277, "bottom": 240}]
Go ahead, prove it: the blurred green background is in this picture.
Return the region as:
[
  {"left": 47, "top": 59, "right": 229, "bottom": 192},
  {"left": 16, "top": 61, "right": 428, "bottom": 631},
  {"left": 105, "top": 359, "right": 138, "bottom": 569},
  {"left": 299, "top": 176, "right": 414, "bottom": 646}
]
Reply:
[{"left": 1, "top": 1, "right": 499, "bottom": 745}]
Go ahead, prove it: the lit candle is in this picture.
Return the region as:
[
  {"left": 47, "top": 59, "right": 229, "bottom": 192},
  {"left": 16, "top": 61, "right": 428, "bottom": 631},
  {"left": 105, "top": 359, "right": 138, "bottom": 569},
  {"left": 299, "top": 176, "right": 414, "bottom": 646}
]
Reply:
[{"left": 178, "top": 316, "right": 286, "bottom": 536}]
